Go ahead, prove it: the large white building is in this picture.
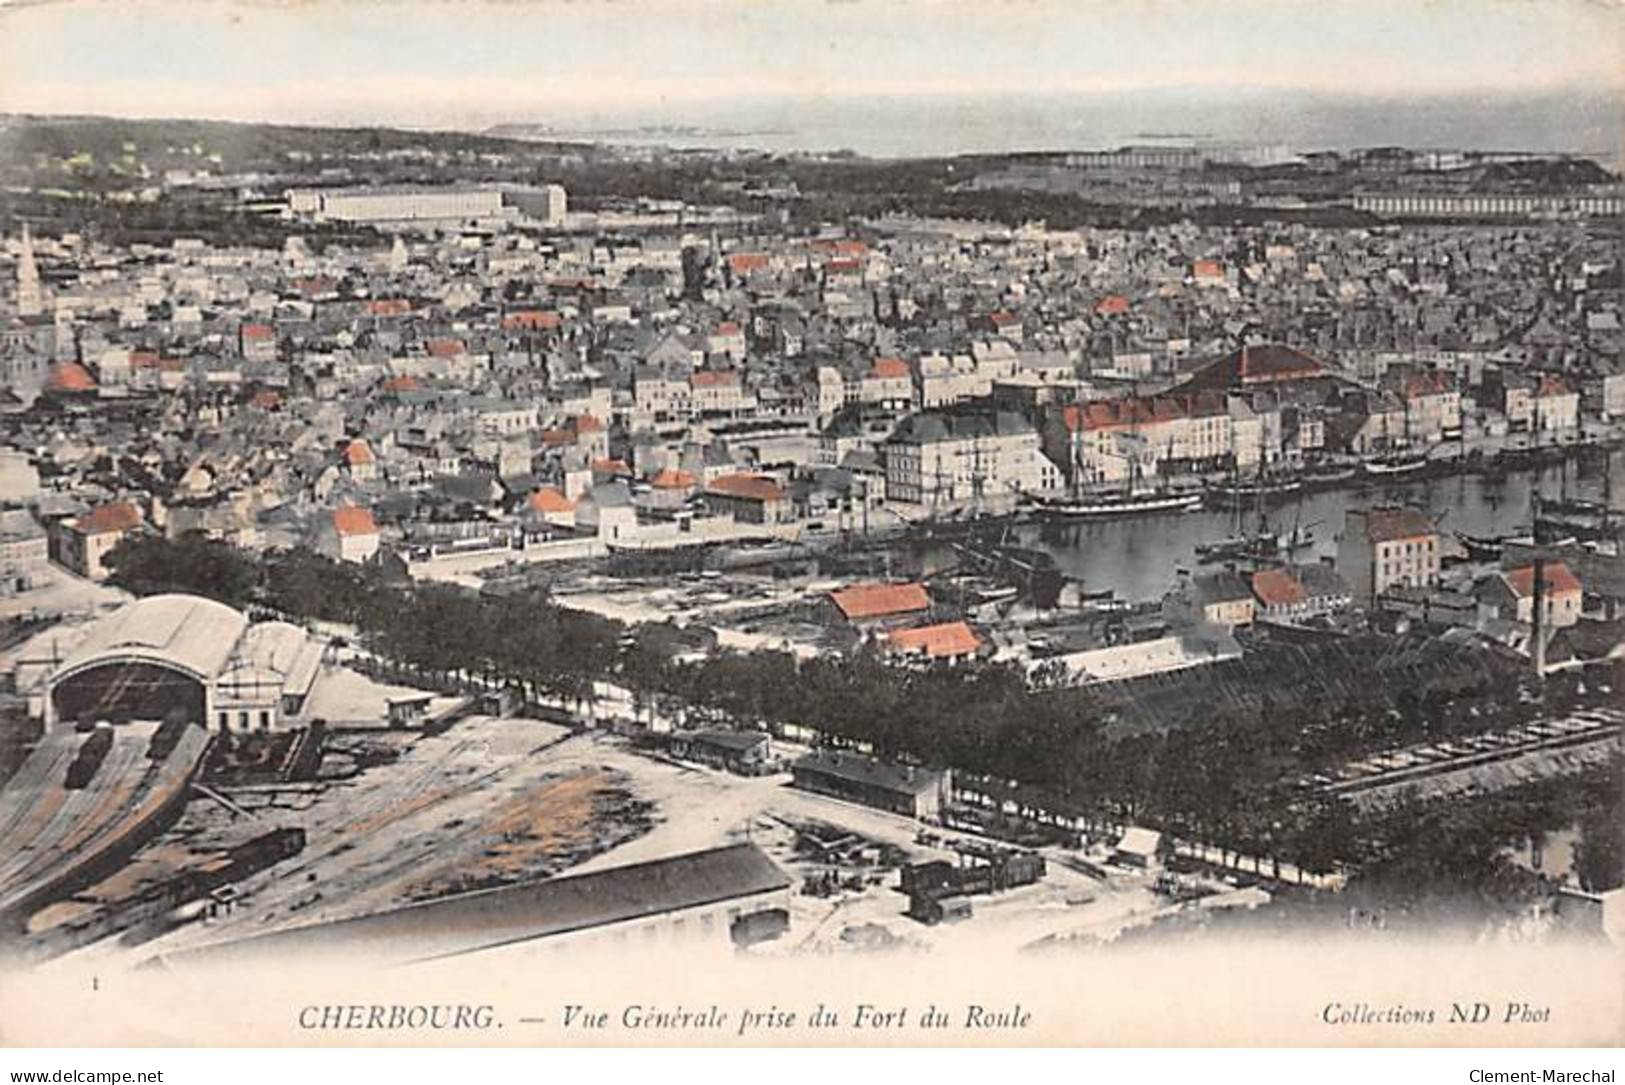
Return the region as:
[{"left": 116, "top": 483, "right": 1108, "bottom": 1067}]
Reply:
[
  {"left": 885, "top": 407, "right": 1059, "bottom": 506},
  {"left": 1534, "top": 375, "right": 1581, "bottom": 435},
  {"left": 1338, "top": 508, "right": 1441, "bottom": 605},
  {"left": 1353, "top": 192, "right": 1623, "bottom": 219},
  {"left": 287, "top": 186, "right": 508, "bottom": 226},
  {"left": 536, "top": 184, "right": 568, "bottom": 227},
  {"left": 1048, "top": 391, "right": 1250, "bottom": 485}
]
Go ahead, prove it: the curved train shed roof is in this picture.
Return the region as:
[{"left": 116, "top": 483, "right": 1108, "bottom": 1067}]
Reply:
[{"left": 53, "top": 594, "right": 250, "bottom": 684}]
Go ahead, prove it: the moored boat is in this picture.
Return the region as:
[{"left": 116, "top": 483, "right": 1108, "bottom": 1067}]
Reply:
[
  {"left": 1210, "top": 475, "right": 1304, "bottom": 499},
  {"left": 1036, "top": 489, "right": 1204, "bottom": 518},
  {"left": 1302, "top": 464, "right": 1358, "bottom": 486},
  {"left": 1454, "top": 530, "right": 1506, "bottom": 562},
  {"left": 1364, "top": 451, "right": 1430, "bottom": 476}
]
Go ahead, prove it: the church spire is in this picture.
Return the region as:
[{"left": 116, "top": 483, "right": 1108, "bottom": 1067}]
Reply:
[{"left": 16, "top": 224, "right": 42, "bottom": 318}]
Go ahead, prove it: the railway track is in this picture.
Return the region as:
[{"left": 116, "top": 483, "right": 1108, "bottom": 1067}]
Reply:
[{"left": 1308, "top": 708, "right": 1623, "bottom": 798}]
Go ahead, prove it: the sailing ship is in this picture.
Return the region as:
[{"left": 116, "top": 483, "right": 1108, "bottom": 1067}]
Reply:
[
  {"left": 1532, "top": 454, "right": 1616, "bottom": 545},
  {"left": 1203, "top": 524, "right": 1322, "bottom": 562},
  {"left": 1037, "top": 488, "right": 1204, "bottom": 517},
  {"left": 1364, "top": 397, "right": 1430, "bottom": 475},
  {"left": 1037, "top": 403, "right": 1203, "bottom": 518},
  {"left": 1209, "top": 471, "right": 1304, "bottom": 499},
  {"left": 917, "top": 429, "right": 1024, "bottom": 536},
  {"left": 1196, "top": 488, "right": 1318, "bottom": 563},
  {"left": 1540, "top": 496, "right": 1609, "bottom": 518}
]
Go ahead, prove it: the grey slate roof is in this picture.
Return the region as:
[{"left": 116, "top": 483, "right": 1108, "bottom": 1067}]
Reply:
[
  {"left": 163, "top": 843, "right": 790, "bottom": 966},
  {"left": 792, "top": 749, "right": 944, "bottom": 796}
]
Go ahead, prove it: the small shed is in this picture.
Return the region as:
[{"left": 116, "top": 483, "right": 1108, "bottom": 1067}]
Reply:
[
  {"left": 386, "top": 694, "right": 433, "bottom": 728},
  {"left": 1112, "top": 826, "right": 1164, "bottom": 870}
]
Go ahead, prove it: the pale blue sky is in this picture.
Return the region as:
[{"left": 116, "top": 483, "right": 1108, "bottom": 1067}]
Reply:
[{"left": 1, "top": 0, "right": 1620, "bottom": 129}]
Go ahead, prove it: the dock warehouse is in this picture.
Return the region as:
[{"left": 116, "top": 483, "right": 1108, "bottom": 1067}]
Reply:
[
  {"left": 790, "top": 749, "right": 952, "bottom": 819},
  {"left": 157, "top": 843, "right": 792, "bottom": 968}
]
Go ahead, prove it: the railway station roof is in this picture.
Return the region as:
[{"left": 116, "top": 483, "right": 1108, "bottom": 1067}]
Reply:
[{"left": 55, "top": 594, "right": 249, "bottom": 682}]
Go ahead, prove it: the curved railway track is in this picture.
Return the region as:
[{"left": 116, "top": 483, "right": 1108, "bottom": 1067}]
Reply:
[{"left": 0, "top": 725, "right": 212, "bottom": 925}]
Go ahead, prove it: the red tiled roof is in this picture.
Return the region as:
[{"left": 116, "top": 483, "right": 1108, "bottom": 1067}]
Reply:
[
  {"left": 987, "top": 310, "right": 1019, "bottom": 326},
  {"left": 886, "top": 621, "right": 981, "bottom": 658},
  {"left": 727, "top": 253, "right": 771, "bottom": 275},
  {"left": 46, "top": 362, "right": 97, "bottom": 393},
  {"left": 830, "top": 582, "right": 931, "bottom": 621},
  {"left": 1192, "top": 259, "right": 1223, "bottom": 278},
  {"left": 705, "top": 473, "right": 786, "bottom": 503},
  {"left": 342, "top": 439, "right": 374, "bottom": 466},
  {"left": 1234, "top": 344, "right": 1328, "bottom": 383},
  {"left": 826, "top": 258, "right": 863, "bottom": 274},
  {"left": 690, "top": 369, "right": 740, "bottom": 388},
  {"left": 571, "top": 414, "right": 604, "bottom": 434},
  {"left": 77, "top": 501, "right": 142, "bottom": 535},
  {"left": 426, "top": 338, "right": 466, "bottom": 357},
  {"left": 241, "top": 323, "right": 274, "bottom": 341},
  {"left": 503, "top": 310, "right": 563, "bottom": 331},
  {"left": 528, "top": 487, "right": 574, "bottom": 514},
  {"left": 1401, "top": 371, "right": 1454, "bottom": 399},
  {"left": 1094, "top": 294, "right": 1130, "bottom": 316},
  {"left": 1504, "top": 562, "right": 1581, "bottom": 598},
  {"left": 1252, "top": 568, "right": 1306, "bottom": 608},
  {"left": 1363, "top": 508, "right": 1437, "bottom": 543},
  {"left": 129, "top": 350, "right": 160, "bottom": 368},
  {"left": 368, "top": 299, "right": 411, "bottom": 317},
  {"left": 382, "top": 375, "right": 420, "bottom": 393},
  {"left": 870, "top": 357, "right": 910, "bottom": 380},
  {"left": 714, "top": 321, "right": 741, "bottom": 337},
  {"left": 1064, "top": 396, "right": 1194, "bottom": 432},
  {"left": 1183, "top": 344, "right": 1331, "bottom": 389},
  {"left": 809, "top": 239, "right": 868, "bottom": 257},
  {"left": 592, "top": 458, "right": 631, "bottom": 476},
  {"left": 651, "top": 469, "right": 697, "bottom": 490},
  {"left": 1537, "top": 375, "right": 1572, "bottom": 399},
  {"left": 292, "top": 276, "right": 335, "bottom": 294},
  {"left": 332, "top": 505, "right": 377, "bottom": 537},
  {"left": 539, "top": 429, "right": 575, "bottom": 447},
  {"left": 251, "top": 390, "right": 282, "bottom": 410}
]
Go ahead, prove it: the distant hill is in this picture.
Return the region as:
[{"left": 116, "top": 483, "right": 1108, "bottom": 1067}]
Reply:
[
  {"left": 0, "top": 113, "right": 598, "bottom": 176},
  {"left": 1473, "top": 157, "right": 1618, "bottom": 190}
]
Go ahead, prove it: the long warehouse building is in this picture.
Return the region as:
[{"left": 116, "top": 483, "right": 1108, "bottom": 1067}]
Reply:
[{"left": 157, "top": 843, "right": 793, "bottom": 967}]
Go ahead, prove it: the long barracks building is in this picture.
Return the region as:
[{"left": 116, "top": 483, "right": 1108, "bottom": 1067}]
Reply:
[{"left": 1353, "top": 192, "right": 1622, "bottom": 219}]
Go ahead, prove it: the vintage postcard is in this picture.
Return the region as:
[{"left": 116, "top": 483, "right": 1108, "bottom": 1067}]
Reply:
[{"left": 0, "top": 0, "right": 1620, "bottom": 1049}]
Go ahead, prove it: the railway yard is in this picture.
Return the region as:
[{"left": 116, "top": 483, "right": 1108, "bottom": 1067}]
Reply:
[
  {"left": 2, "top": 603, "right": 1619, "bottom": 968},
  {"left": 16, "top": 710, "right": 1211, "bottom": 968},
  {"left": 0, "top": 690, "right": 1618, "bottom": 969}
]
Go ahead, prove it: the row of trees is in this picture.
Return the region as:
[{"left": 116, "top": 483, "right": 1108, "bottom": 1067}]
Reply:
[
  {"left": 104, "top": 536, "right": 621, "bottom": 713},
  {"left": 101, "top": 535, "right": 1621, "bottom": 880}
]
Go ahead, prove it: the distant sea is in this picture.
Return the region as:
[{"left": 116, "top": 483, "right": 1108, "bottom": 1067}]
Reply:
[{"left": 484, "top": 89, "right": 1624, "bottom": 162}]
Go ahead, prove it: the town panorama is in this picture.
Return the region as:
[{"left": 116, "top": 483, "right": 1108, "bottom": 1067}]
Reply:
[{"left": 0, "top": 114, "right": 1620, "bottom": 972}]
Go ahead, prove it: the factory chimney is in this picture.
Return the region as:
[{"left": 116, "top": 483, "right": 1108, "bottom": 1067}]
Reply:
[{"left": 1532, "top": 555, "right": 1546, "bottom": 680}]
